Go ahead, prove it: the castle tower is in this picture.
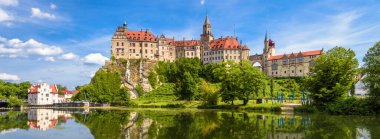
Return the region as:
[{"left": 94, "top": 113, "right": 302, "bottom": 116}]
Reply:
[
  {"left": 201, "top": 15, "right": 214, "bottom": 43},
  {"left": 263, "top": 32, "right": 275, "bottom": 59}
]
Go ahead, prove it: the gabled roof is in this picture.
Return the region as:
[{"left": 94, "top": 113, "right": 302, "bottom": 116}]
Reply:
[
  {"left": 125, "top": 30, "right": 157, "bottom": 42},
  {"left": 28, "top": 84, "right": 58, "bottom": 94},
  {"left": 210, "top": 37, "right": 243, "bottom": 50},
  {"left": 268, "top": 50, "right": 322, "bottom": 60}
]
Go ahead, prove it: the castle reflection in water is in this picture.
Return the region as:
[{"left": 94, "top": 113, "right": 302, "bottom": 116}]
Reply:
[{"left": 0, "top": 109, "right": 374, "bottom": 139}]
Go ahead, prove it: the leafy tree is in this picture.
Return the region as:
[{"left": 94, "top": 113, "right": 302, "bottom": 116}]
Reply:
[
  {"left": 73, "top": 70, "right": 129, "bottom": 104},
  {"left": 7, "top": 96, "right": 23, "bottom": 107},
  {"left": 362, "top": 42, "right": 380, "bottom": 98},
  {"left": 177, "top": 71, "right": 198, "bottom": 100},
  {"left": 148, "top": 71, "right": 158, "bottom": 89},
  {"left": 305, "top": 46, "right": 359, "bottom": 109},
  {"left": 238, "top": 61, "right": 267, "bottom": 105},
  {"left": 270, "top": 78, "right": 274, "bottom": 98},
  {"left": 135, "top": 84, "right": 145, "bottom": 97},
  {"left": 199, "top": 80, "right": 219, "bottom": 105},
  {"left": 214, "top": 61, "right": 241, "bottom": 105}
]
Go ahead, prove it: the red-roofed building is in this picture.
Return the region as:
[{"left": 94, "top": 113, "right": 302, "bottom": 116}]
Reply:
[
  {"left": 27, "top": 83, "right": 62, "bottom": 105},
  {"left": 249, "top": 32, "right": 323, "bottom": 77}
]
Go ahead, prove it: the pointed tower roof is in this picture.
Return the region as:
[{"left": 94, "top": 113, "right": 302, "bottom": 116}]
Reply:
[
  {"left": 204, "top": 15, "right": 211, "bottom": 25},
  {"left": 264, "top": 31, "right": 268, "bottom": 42}
]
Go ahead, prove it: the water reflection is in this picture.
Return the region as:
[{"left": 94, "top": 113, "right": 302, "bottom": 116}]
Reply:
[{"left": 0, "top": 109, "right": 378, "bottom": 139}]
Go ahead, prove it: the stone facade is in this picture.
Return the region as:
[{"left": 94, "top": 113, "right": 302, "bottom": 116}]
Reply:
[
  {"left": 111, "top": 16, "right": 250, "bottom": 64},
  {"left": 250, "top": 32, "right": 322, "bottom": 77}
]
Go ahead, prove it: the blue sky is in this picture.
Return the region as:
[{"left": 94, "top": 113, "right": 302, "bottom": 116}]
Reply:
[{"left": 0, "top": 0, "right": 380, "bottom": 89}]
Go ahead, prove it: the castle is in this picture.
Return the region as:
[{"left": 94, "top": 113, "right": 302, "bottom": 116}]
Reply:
[
  {"left": 250, "top": 32, "right": 323, "bottom": 77},
  {"left": 111, "top": 15, "right": 250, "bottom": 64},
  {"left": 111, "top": 15, "right": 322, "bottom": 77}
]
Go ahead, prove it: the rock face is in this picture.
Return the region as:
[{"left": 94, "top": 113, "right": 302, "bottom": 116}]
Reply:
[{"left": 103, "top": 59, "right": 156, "bottom": 99}]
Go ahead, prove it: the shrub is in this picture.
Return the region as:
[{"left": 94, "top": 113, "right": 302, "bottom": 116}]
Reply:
[{"left": 326, "top": 98, "right": 379, "bottom": 115}]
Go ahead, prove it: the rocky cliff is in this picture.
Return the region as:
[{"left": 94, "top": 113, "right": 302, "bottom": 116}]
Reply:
[{"left": 102, "top": 59, "right": 157, "bottom": 99}]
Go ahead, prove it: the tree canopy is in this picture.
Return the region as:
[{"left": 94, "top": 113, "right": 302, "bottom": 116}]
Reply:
[
  {"left": 305, "top": 46, "right": 359, "bottom": 108},
  {"left": 362, "top": 42, "right": 380, "bottom": 98}
]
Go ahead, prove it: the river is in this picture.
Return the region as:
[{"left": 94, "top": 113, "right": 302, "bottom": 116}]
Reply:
[{"left": 0, "top": 108, "right": 378, "bottom": 139}]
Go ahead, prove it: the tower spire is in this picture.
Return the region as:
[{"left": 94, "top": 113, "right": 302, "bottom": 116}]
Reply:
[
  {"left": 264, "top": 31, "right": 268, "bottom": 42},
  {"left": 204, "top": 15, "right": 210, "bottom": 25}
]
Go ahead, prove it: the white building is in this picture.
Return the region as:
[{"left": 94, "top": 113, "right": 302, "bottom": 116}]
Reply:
[{"left": 27, "top": 83, "right": 59, "bottom": 105}]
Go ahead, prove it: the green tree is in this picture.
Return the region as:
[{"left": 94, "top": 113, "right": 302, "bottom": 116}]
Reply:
[
  {"left": 199, "top": 79, "right": 219, "bottom": 105},
  {"left": 362, "top": 42, "right": 380, "bottom": 98},
  {"left": 135, "top": 84, "right": 145, "bottom": 97},
  {"left": 305, "top": 46, "right": 359, "bottom": 109},
  {"left": 238, "top": 61, "right": 267, "bottom": 105},
  {"left": 177, "top": 71, "right": 198, "bottom": 100},
  {"left": 214, "top": 61, "right": 241, "bottom": 105},
  {"left": 148, "top": 71, "right": 158, "bottom": 89}
]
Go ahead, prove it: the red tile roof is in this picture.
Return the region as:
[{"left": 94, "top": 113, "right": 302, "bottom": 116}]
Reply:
[
  {"left": 243, "top": 44, "right": 249, "bottom": 50},
  {"left": 267, "top": 50, "right": 322, "bottom": 60},
  {"left": 125, "top": 30, "right": 157, "bottom": 42},
  {"left": 50, "top": 85, "right": 58, "bottom": 94},
  {"left": 164, "top": 38, "right": 175, "bottom": 45},
  {"left": 210, "top": 37, "right": 243, "bottom": 50},
  {"left": 61, "top": 89, "right": 71, "bottom": 95},
  {"left": 173, "top": 40, "right": 202, "bottom": 47},
  {"left": 28, "top": 84, "right": 58, "bottom": 94},
  {"left": 28, "top": 85, "right": 40, "bottom": 94}
]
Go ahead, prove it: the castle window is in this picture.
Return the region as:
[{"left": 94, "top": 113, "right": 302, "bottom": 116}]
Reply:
[
  {"left": 298, "top": 57, "right": 303, "bottom": 63},
  {"left": 116, "top": 42, "right": 119, "bottom": 46},
  {"left": 121, "top": 42, "right": 124, "bottom": 46},
  {"left": 284, "top": 71, "right": 287, "bottom": 74},
  {"left": 282, "top": 59, "right": 288, "bottom": 65},
  {"left": 300, "top": 70, "right": 302, "bottom": 72},
  {"left": 234, "top": 56, "right": 236, "bottom": 59},
  {"left": 290, "top": 58, "right": 295, "bottom": 64},
  {"left": 292, "top": 70, "right": 294, "bottom": 73},
  {"left": 145, "top": 44, "right": 148, "bottom": 47},
  {"left": 271, "top": 64, "right": 278, "bottom": 70}
]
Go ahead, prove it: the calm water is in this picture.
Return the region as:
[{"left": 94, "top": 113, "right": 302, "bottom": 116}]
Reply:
[{"left": 0, "top": 108, "right": 378, "bottom": 139}]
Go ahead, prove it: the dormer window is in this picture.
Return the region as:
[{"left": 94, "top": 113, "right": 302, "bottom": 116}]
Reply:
[{"left": 282, "top": 59, "right": 288, "bottom": 64}]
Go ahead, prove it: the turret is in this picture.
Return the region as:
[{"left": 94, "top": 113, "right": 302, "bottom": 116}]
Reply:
[{"left": 201, "top": 15, "right": 214, "bottom": 43}]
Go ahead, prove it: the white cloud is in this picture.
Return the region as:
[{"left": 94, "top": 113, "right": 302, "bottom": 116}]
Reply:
[
  {"left": 82, "top": 53, "right": 108, "bottom": 65},
  {"left": 59, "top": 52, "right": 78, "bottom": 60},
  {"left": 0, "top": 0, "right": 18, "bottom": 7},
  {"left": 0, "top": 73, "right": 20, "bottom": 81},
  {"left": 0, "top": 36, "right": 63, "bottom": 57},
  {"left": 0, "top": 8, "right": 13, "bottom": 22},
  {"left": 50, "top": 3, "right": 57, "bottom": 10},
  {"left": 200, "top": 0, "right": 205, "bottom": 5},
  {"left": 42, "top": 57, "right": 55, "bottom": 62},
  {"left": 31, "top": 8, "right": 56, "bottom": 20}
]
